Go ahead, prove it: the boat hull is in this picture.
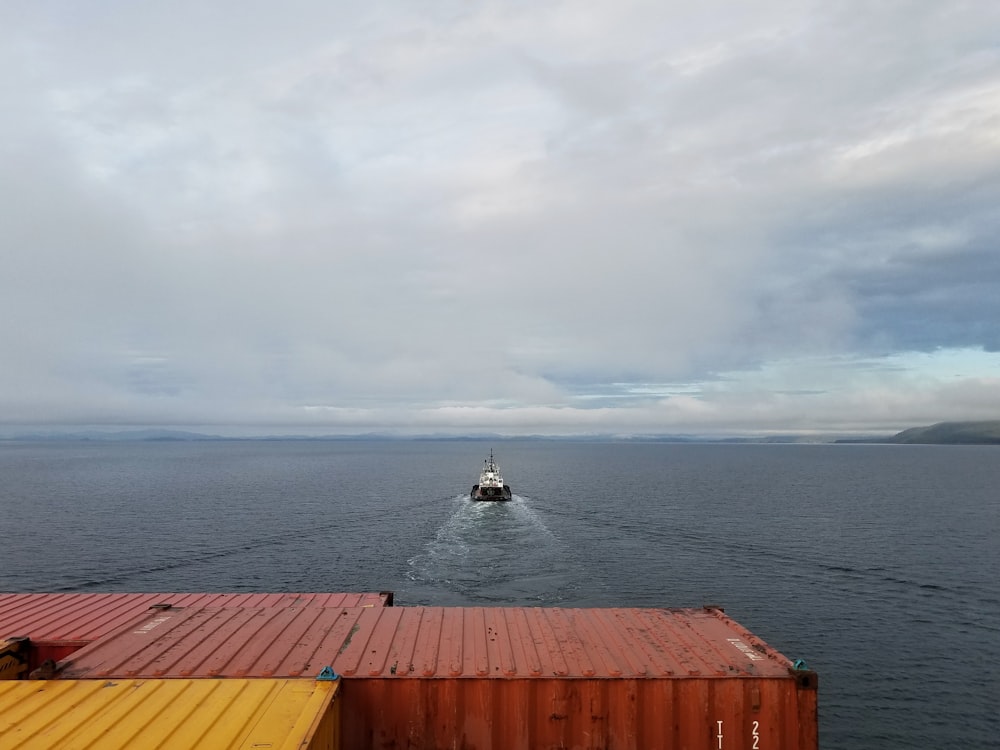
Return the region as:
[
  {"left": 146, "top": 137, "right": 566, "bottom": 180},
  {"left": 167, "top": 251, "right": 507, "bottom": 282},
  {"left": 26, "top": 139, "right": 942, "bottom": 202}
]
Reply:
[{"left": 471, "top": 484, "right": 512, "bottom": 501}]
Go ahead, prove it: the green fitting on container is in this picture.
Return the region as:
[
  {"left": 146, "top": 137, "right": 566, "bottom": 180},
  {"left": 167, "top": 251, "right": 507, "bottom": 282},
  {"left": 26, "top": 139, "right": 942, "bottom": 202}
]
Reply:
[{"left": 316, "top": 666, "right": 339, "bottom": 681}]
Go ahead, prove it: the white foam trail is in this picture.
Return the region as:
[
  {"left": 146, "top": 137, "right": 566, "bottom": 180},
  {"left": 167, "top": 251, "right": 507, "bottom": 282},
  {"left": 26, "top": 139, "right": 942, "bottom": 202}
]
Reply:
[
  {"left": 406, "top": 494, "right": 558, "bottom": 584},
  {"left": 508, "top": 495, "right": 557, "bottom": 539}
]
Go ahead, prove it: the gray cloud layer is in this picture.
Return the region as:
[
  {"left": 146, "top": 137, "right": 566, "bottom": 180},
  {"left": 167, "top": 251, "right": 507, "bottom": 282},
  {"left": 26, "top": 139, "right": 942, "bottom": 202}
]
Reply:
[{"left": 2, "top": 1, "right": 999, "bottom": 435}]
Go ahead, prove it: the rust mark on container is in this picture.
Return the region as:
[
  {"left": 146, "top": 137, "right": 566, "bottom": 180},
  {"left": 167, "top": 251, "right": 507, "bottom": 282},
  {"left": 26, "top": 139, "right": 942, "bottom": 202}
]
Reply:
[{"left": 338, "top": 624, "right": 361, "bottom": 655}]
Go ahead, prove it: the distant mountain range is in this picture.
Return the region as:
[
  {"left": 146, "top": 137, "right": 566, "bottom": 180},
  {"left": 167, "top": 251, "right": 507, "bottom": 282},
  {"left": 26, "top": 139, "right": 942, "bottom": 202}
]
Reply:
[
  {"left": 836, "top": 421, "right": 1000, "bottom": 445},
  {"left": 3, "top": 422, "right": 999, "bottom": 444},
  {"left": 0, "top": 429, "right": 231, "bottom": 442}
]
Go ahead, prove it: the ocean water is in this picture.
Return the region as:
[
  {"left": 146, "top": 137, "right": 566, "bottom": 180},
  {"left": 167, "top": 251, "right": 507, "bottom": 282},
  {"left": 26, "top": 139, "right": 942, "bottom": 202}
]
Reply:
[{"left": 1, "top": 440, "right": 997, "bottom": 749}]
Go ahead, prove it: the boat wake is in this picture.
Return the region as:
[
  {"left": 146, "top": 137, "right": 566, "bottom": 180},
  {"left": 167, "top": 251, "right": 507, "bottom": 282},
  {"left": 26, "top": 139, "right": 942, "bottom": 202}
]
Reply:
[{"left": 405, "top": 495, "right": 578, "bottom": 606}]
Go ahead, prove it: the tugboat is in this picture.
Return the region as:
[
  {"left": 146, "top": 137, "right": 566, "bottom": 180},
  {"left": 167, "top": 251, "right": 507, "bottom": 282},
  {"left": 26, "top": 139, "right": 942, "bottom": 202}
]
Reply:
[{"left": 471, "top": 449, "right": 512, "bottom": 501}]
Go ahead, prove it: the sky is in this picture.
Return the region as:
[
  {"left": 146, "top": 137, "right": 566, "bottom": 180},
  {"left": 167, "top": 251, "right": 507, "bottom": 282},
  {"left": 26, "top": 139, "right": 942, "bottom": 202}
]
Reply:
[{"left": 2, "top": 1, "right": 999, "bottom": 437}]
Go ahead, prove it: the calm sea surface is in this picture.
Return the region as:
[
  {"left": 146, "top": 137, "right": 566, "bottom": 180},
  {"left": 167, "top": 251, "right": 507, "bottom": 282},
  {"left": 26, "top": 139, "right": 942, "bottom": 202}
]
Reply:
[{"left": 1, "top": 440, "right": 997, "bottom": 748}]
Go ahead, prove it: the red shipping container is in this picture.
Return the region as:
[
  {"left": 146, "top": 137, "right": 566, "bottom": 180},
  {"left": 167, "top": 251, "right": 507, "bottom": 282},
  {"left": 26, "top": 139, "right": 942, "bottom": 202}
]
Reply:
[
  {"left": 42, "top": 604, "right": 817, "bottom": 749},
  {"left": 0, "top": 591, "right": 392, "bottom": 671}
]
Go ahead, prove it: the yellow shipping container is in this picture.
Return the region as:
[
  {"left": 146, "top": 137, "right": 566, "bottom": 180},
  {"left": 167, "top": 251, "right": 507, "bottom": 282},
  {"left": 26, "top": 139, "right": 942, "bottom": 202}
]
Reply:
[{"left": 0, "top": 677, "right": 339, "bottom": 749}]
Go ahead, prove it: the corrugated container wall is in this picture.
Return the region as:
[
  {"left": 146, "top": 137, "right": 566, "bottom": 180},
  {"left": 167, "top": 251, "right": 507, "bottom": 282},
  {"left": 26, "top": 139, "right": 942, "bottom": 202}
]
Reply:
[
  {"left": 0, "top": 591, "right": 392, "bottom": 672},
  {"left": 0, "top": 677, "right": 340, "bottom": 749},
  {"left": 41, "top": 604, "right": 817, "bottom": 750}
]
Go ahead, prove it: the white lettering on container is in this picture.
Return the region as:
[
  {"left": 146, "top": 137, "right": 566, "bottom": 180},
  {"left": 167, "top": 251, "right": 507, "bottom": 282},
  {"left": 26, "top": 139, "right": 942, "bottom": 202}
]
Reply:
[
  {"left": 752, "top": 719, "right": 760, "bottom": 749},
  {"left": 132, "top": 616, "right": 171, "bottom": 635},
  {"left": 717, "top": 719, "right": 724, "bottom": 749},
  {"left": 727, "top": 637, "right": 764, "bottom": 661}
]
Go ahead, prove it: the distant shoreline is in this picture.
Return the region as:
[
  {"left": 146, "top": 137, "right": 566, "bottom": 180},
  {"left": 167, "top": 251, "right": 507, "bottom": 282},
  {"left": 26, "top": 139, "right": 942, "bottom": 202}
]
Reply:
[
  {"left": 2, "top": 420, "right": 999, "bottom": 445},
  {"left": 833, "top": 420, "right": 1000, "bottom": 445}
]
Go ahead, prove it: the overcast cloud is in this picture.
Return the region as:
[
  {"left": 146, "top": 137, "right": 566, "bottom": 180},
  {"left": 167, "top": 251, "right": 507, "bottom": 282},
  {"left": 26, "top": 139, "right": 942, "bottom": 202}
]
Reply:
[{"left": 2, "top": 1, "right": 999, "bottom": 436}]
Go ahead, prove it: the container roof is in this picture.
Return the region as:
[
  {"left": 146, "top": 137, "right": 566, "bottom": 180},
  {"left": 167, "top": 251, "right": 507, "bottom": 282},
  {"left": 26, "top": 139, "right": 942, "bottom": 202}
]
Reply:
[
  {"left": 0, "top": 591, "right": 391, "bottom": 642},
  {"left": 52, "top": 605, "right": 794, "bottom": 680},
  {"left": 0, "top": 678, "right": 338, "bottom": 749}
]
